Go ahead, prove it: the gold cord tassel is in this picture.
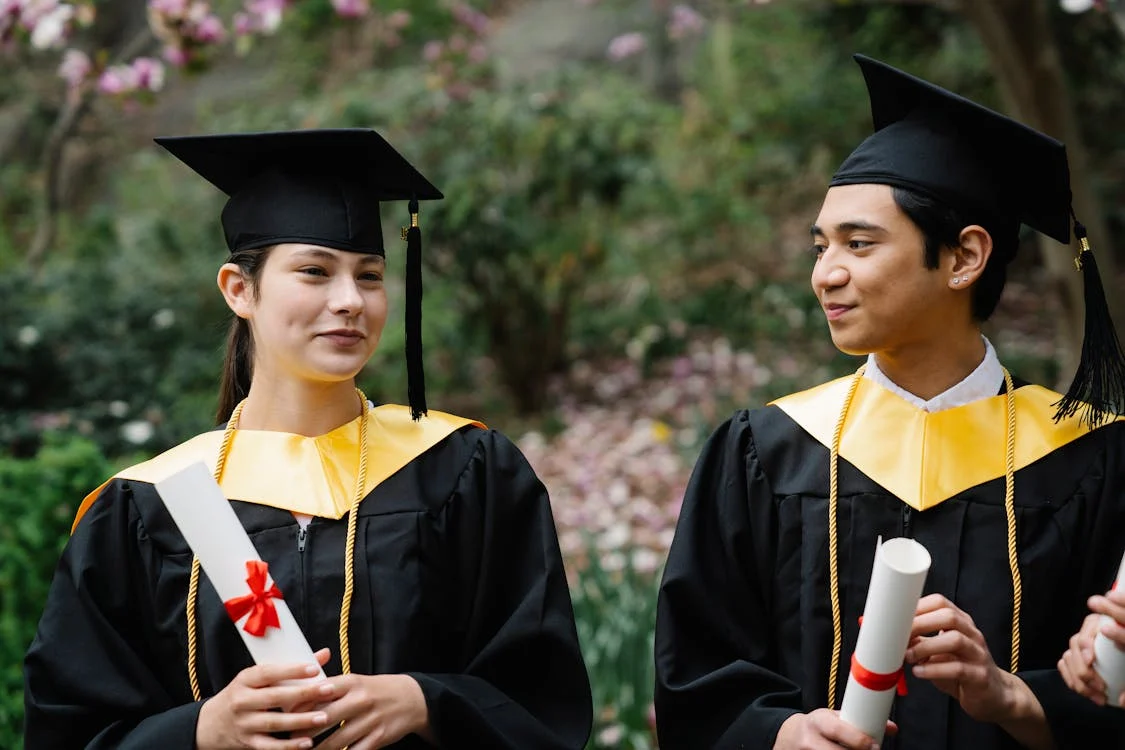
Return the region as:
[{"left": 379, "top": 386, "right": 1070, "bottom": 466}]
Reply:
[
  {"left": 338, "top": 392, "right": 370, "bottom": 675},
  {"left": 827, "top": 366, "right": 865, "bottom": 710},
  {"left": 1001, "top": 369, "right": 1021, "bottom": 672},
  {"left": 825, "top": 366, "right": 1021, "bottom": 709},
  {"left": 185, "top": 391, "right": 371, "bottom": 701}
]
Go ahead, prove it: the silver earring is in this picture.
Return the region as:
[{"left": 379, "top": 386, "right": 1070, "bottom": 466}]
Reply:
[
  {"left": 961, "top": 275, "right": 970, "bottom": 282},
  {"left": 952, "top": 277, "right": 961, "bottom": 285}
]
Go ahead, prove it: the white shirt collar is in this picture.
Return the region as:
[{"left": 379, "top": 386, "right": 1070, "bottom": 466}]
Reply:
[{"left": 864, "top": 337, "right": 1003, "bottom": 412}]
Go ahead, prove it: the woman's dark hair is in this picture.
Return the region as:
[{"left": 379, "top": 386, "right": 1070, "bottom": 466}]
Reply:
[
  {"left": 215, "top": 245, "right": 274, "bottom": 424},
  {"left": 891, "top": 187, "right": 1020, "bottom": 322}
]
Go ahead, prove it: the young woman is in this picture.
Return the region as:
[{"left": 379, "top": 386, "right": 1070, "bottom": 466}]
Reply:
[{"left": 23, "top": 128, "right": 593, "bottom": 750}]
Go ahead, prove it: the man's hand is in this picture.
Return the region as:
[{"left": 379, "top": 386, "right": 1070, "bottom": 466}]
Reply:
[{"left": 773, "top": 709, "right": 895, "bottom": 750}]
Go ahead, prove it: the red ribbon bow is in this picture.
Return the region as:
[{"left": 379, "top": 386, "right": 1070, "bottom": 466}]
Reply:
[
  {"left": 223, "top": 560, "right": 283, "bottom": 637},
  {"left": 850, "top": 654, "right": 908, "bottom": 696}
]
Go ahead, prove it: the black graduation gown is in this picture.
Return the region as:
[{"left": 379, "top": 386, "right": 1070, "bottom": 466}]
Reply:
[
  {"left": 655, "top": 376, "right": 1125, "bottom": 750},
  {"left": 24, "top": 415, "right": 593, "bottom": 750}
]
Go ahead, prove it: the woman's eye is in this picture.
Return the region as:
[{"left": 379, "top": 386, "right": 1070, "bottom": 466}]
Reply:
[
  {"left": 359, "top": 272, "right": 383, "bottom": 282},
  {"left": 299, "top": 267, "right": 327, "bottom": 277},
  {"left": 810, "top": 244, "right": 827, "bottom": 258}
]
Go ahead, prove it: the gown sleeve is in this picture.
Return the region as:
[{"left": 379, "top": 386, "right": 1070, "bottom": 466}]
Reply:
[
  {"left": 1018, "top": 423, "right": 1125, "bottom": 749},
  {"left": 23, "top": 480, "right": 202, "bottom": 750},
  {"left": 654, "top": 410, "right": 802, "bottom": 750},
  {"left": 407, "top": 429, "right": 593, "bottom": 750}
]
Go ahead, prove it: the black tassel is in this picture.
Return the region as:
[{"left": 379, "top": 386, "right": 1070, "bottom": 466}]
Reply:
[
  {"left": 404, "top": 198, "right": 427, "bottom": 421},
  {"left": 1054, "top": 218, "right": 1125, "bottom": 427}
]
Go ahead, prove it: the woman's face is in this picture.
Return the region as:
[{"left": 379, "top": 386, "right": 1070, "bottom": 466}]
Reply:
[{"left": 234, "top": 243, "right": 388, "bottom": 386}]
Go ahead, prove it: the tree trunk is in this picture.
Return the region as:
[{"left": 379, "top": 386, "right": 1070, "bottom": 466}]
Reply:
[{"left": 955, "top": 0, "right": 1123, "bottom": 388}]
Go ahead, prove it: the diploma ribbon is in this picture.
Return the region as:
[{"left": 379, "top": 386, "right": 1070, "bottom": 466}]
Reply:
[
  {"left": 224, "top": 560, "right": 283, "bottom": 637},
  {"left": 850, "top": 653, "right": 908, "bottom": 696}
]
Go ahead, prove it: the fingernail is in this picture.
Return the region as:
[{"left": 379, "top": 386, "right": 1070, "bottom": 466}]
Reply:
[
  {"left": 319, "top": 683, "right": 334, "bottom": 696},
  {"left": 913, "top": 665, "right": 926, "bottom": 677},
  {"left": 305, "top": 664, "right": 319, "bottom": 676},
  {"left": 299, "top": 741, "right": 313, "bottom": 749},
  {"left": 314, "top": 712, "right": 328, "bottom": 725},
  {"left": 871, "top": 744, "right": 880, "bottom": 750}
]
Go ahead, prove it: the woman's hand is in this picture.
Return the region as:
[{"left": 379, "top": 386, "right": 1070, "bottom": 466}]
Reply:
[
  {"left": 298, "top": 673, "right": 431, "bottom": 750},
  {"left": 196, "top": 648, "right": 335, "bottom": 750}
]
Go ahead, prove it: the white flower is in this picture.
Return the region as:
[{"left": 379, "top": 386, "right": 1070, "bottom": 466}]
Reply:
[
  {"left": 596, "top": 723, "right": 624, "bottom": 746},
  {"left": 17, "top": 325, "right": 40, "bottom": 346},
  {"left": 108, "top": 400, "right": 129, "bottom": 418},
  {"left": 151, "top": 308, "right": 176, "bottom": 329},
  {"left": 122, "top": 420, "right": 154, "bottom": 444},
  {"left": 29, "top": 2, "right": 73, "bottom": 49},
  {"left": 1060, "top": 0, "right": 1096, "bottom": 12}
]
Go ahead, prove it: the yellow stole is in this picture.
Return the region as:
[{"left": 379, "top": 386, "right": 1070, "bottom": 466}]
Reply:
[
  {"left": 771, "top": 376, "right": 1119, "bottom": 511},
  {"left": 73, "top": 405, "right": 484, "bottom": 531}
]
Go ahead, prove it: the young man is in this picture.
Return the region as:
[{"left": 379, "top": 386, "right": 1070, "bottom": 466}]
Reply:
[{"left": 654, "top": 55, "right": 1125, "bottom": 750}]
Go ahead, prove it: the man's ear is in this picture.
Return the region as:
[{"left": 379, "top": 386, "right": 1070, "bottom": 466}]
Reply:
[{"left": 947, "top": 225, "right": 993, "bottom": 287}]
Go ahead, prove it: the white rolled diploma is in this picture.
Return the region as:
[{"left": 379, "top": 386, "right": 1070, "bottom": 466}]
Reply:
[
  {"left": 154, "top": 461, "right": 325, "bottom": 685},
  {"left": 1094, "top": 551, "right": 1125, "bottom": 708},
  {"left": 839, "top": 537, "right": 932, "bottom": 744}
]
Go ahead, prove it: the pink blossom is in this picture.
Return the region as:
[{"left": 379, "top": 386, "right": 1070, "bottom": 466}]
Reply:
[
  {"left": 162, "top": 43, "right": 189, "bottom": 66},
  {"left": 606, "top": 31, "right": 645, "bottom": 61},
  {"left": 148, "top": 0, "right": 186, "bottom": 18},
  {"left": 97, "top": 65, "right": 137, "bottom": 95},
  {"left": 19, "top": 0, "right": 57, "bottom": 28},
  {"left": 422, "top": 39, "right": 443, "bottom": 62},
  {"left": 667, "top": 4, "right": 704, "bottom": 40},
  {"left": 385, "top": 8, "right": 409, "bottom": 29},
  {"left": 451, "top": 2, "right": 488, "bottom": 36},
  {"left": 131, "top": 56, "right": 164, "bottom": 91},
  {"left": 331, "top": 0, "right": 366, "bottom": 18},
  {"left": 468, "top": 42, "right": 487, "bottom": 64},
  {"left": 192, "top": 12, "right": 224, "bottom": 42},
  {"left": 57, "top": 47, "right": 90, "bottom": 87},
  {"left": 247, "top": 0, "right": 284, "bottom": 33},
  {"left": 447, "top": 32, "right": 466, "bottom": 53},
  {"left": 232, "top": 11, "right": 254, "bottom": 35}
]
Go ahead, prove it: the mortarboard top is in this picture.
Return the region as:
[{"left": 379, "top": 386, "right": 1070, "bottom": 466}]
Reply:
[
  {"left": 155, "top": 128, "right": 442, "bottom": 420},
  {"left": 831, "top": 54, "right": 1071, "bottom": 245},
  {"left": 154, "top": 128, "right": 443, "bottom": 256}
]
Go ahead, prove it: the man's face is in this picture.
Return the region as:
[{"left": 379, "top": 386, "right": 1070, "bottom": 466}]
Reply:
[{"left": 810, "top": 184, "right": 955, "bottom": 357}]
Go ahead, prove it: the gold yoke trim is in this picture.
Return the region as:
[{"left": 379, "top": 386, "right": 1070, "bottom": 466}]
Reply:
[
  {"left": 773, "top": 376, "right": 1113, "bottom": 511},
  {"left": 72, "top": 404, "right": 484, "bottom": 531}
]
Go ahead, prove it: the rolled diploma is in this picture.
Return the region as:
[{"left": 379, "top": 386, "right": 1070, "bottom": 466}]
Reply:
[
  {"left": 154, "top": 461, "right": 324, "bottom": 685},
  {"left": 839, "top": 537, "right": 932, "bottom": 744},
  {"left": 1094, "top": 551, "right": 1125, "bottom": 708}
]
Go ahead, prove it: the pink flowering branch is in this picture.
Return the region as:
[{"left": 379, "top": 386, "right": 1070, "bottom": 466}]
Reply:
[{"left": 27, "top": 26, "right": 158, "bottom": 271}]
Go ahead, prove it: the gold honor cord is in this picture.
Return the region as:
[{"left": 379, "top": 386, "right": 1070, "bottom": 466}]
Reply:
[
  {"left": 186, "top": 390, "right": 371, "bottom": 703},
  {"left": 826, "top": 367, "right": 1021, "bottom": 710}
]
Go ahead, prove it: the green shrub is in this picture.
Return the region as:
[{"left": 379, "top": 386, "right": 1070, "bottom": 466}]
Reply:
[{"left": 0, "top": 433, "right": 111, "bottom": 747}]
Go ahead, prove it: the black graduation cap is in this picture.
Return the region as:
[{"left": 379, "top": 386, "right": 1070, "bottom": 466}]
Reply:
[
  {"left": 831, "top": 54, "right": 1124, "bottom": 426},
  {"left": 155, "top": 128, "right": 443, "bottom": 420}
]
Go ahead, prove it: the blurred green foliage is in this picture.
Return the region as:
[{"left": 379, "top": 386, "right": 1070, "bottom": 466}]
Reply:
[
  {"left": 0, "top": 435, "right": 111, "bottom": 748},
  {"left": 572, "top": 550, "right": 660, "bottom": 750}
]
